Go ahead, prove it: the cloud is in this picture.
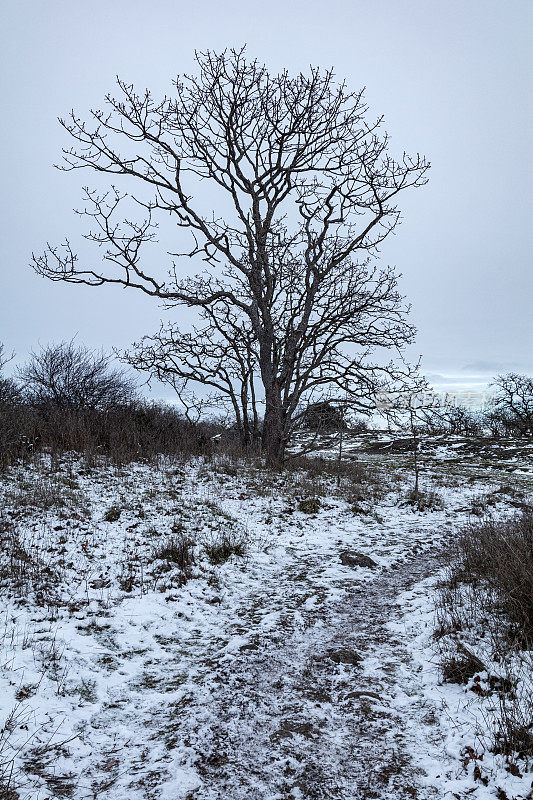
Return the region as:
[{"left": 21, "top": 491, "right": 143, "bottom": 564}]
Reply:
[{"left": 460, "top": 361, "right": 516, "bottom": 374}]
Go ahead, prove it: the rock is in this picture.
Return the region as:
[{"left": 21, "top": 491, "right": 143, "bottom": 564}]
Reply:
[
  {"left": 239, "top": 642, "right": 260, "bottom": 652},
  {"left": 269, "top": 728, "right": 293, "bottom": 742},
  {"left": 339, "top": 550, "right": 377, "bottom": 569},
  {"left": 326, "top": 648, "right": 362, "bottom": 665},
  {"left": 494, "top": 485, "right": 524, "bottom": 498}
]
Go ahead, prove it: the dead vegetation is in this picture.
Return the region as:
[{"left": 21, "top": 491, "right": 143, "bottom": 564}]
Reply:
[
  {"left": 457, "top": 513, "right": 533, "bottom": 635},
  {"left": 436, "top": 512, "right": 533, "bottom": 761},
  {"left": 152, "top": 534, "right": 195, "bottom": 579},
  {"left": 204, "top": 532, "right": 246, "bottom": 565},
  {"left": 0, "top": 434, "right": 531, "bottom": 796}
]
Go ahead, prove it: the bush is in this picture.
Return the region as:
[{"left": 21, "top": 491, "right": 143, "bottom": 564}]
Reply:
[
  {"left": 300, "top": 401, "right": 347, "bottom": 432},
  {"left": 0, "top": 345, "right": 25, "bottom": 468},
  {"left": 0, "top": 393, "right": 220, "bottom": 466},
  {"left": 104, "top": 505, "right": 122, "bottom": 523},
  {"left": 441, "top": 651, "right": 482, "bottom": 684},
  {"left": 298, "top": 497, "right": 321, "bottom": 514},
  {"left": 404, "top": 487, "right": 444, "bottom": 512},
  {"left": 435, "top": 513, "right": 533, "bottom": 761},
  {"left": 457, "top": 512, "right": 533, "bottom": 634}
]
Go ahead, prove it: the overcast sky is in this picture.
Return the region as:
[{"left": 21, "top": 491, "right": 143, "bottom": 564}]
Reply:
[{"left": 1, "top": 0, "right": 532, "bottom": 399}]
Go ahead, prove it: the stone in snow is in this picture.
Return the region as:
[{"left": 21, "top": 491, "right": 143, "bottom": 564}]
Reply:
[{"left": 339, "top": 550, "right": 378, "bottom": 569}]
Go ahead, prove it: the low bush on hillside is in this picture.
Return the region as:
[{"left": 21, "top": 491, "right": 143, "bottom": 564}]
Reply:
[
  {"left": 458, "top": 513, "right": 533, "bottom": 635},
  {"left": 435, "top": 512, "right": 533, "bottom": 761}
]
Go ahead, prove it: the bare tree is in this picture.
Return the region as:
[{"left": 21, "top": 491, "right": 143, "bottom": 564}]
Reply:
[
  {"left": 125, "top": 303, "right": 262, "bottom": 447},
  {"left": 32, "top": 48, "right": 429, "bottom": 465},
  {"left": 0, "top": 344, "right": 18, "bottom": 404},
  {"left": 488, "top": 373, "right": 533, "bottom": 437},
  {"left": 19, "top": 341, "right": 136, "bottom": 411},
  {"left": 418, "top": 400, "right": 483, "bottom": 436}
]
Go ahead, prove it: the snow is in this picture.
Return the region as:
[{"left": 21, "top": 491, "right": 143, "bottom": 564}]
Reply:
[
  {"left": 394, "top": 577, "right": 533, "bottom": 800},
  {"left": 0, "top": 449, "right": 531, "bottom": 798}
]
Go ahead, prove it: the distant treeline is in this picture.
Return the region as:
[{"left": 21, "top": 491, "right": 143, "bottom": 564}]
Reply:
[
  {"left": 416, "top": 374, "right": 533, "bottom": 438},
  {"left": 301, "top": 382, "right": 533, "bottom": 439}
]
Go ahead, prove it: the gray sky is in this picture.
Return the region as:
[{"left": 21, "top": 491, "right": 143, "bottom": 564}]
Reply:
[{"left": 1, "top": 0, "right": 532, "bottom": 399}]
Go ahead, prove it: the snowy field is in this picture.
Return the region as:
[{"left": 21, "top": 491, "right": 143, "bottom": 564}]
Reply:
[{"left": 0, "top": 438, "right": 532, "bottom": 799}]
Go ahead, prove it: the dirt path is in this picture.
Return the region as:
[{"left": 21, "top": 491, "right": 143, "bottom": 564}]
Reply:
[
  {"left": 73, "top": 533, "right": 446, "bottom": 800},
  {"left": 173, "top": 553, "right": 444, "bottom": 800}
]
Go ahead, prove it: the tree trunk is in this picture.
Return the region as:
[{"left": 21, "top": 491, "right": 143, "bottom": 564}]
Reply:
[
  {"left": 262, "top": 383, "right": 285, "bottom": 467},
  {"left": 410, "top": 410, "right": 420, "bottom": 500}
]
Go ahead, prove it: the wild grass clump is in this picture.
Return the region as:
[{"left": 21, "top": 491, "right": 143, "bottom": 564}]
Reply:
[
  {"left": 404, "top": 487, "right": 444, "bottom": 512},
  {"left": 204, "top": 532, "right": 246, "bottom": 565},
  {"left": 2, "top": 476, "right": 86, "bottom": 512},
  {"left": 282, "top": 454, "right": 386, "bottom": 510},
  {"left": 0, "top": 525, "right": 59, "bottom": 599},
  {"left": 152, "top": 535, "right": 195, "bottom": 574},
  {"left": 0, "top": 704, "right": 31, "bottom": 800},
  {"left": 493, "top": 687, "right": 533, "bottom": 759},
  {"left": 285, "top": 455, "right": 367, "bottom": 484},
  {"left": 457, "top": 512, "right": 533, "bottom": 635},
  {"left": 435, "top": 511, "right": 533, "bottom": 761},
  {"left": 298, "top": 497, "right": 321, "bottom": 514},
  {"left": 440, "top": 647, "right": 483, "bottom": 684},
  {"left": 103, "top": 504, "right": 122, "bottom": 523}
]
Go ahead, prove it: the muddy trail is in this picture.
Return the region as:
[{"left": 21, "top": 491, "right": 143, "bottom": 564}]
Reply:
[
  {"left": 74, "top": 543, "right": 446, "bottom": 800},
  {"left": 175, "top": 551, "right": 445, "bottom": 800}
]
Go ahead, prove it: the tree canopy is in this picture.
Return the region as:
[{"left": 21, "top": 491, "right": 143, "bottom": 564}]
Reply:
[{"left": 33, "top": 48, "right": 429, "bottom": 463}]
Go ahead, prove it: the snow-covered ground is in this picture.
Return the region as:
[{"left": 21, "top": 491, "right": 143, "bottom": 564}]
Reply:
[
  {"left": 0, "top": 445, "right": 531, "bottom": 799},
  {"left": 396, "top": 577, "right": 533, "bottom": 800}
]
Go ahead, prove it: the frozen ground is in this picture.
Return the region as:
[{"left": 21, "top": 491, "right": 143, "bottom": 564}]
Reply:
[
  {"left": 0, "top": 441, "right": 532, "bottom": 799},
  {"left": 291, "top": 430, "right": 533, "bottom": 483}
]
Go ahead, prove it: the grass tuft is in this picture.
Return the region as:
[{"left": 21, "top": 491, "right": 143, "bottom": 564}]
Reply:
[
  {"left": 152, "top": 535, "right": 195, "bottom": 574},
  {"left": 205, "top": 533, "right": 246, "bottom": 565},
  {"left": 104, "top": 504, "right": 122, "bottom": 523}
]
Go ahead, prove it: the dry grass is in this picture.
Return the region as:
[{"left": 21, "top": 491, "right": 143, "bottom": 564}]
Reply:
[
  {"left": 436, "top": 511, "right": 533, "bottom": 761},
  {"left": 457, "top": 512, "right": 533, "bottom": 635},
  {"left": 204, "top": 532, "right": 246, "bottom": 565},
  {"left": 152, "top": 534, "right": 195, "bottom": 576}
]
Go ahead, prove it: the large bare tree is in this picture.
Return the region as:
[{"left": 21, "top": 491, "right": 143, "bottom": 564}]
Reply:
[{"left": 32, "top": 48, "right": 429, "bottom": 464}]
